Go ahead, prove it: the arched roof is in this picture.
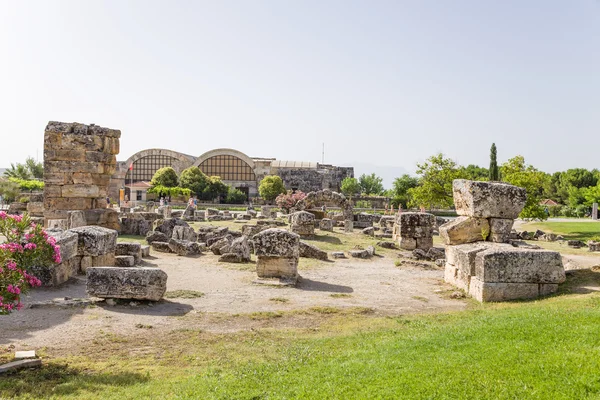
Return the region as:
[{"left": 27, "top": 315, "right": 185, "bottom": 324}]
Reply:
[
  {"left": 192, "top": 148, "right": 255, "bottom": 169},
  {"left": 124, "top": 148, "right": 196, "bottom": 168}
]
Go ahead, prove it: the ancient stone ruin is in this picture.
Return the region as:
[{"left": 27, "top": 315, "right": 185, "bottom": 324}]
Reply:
[
  {"left": 43, "top": 121, "right": 120, "bottom": 230},
  {"left": 253, "top": 228, "right": 300, "bottom": 285},
  {"left": 394, "top": 212, "right": 435, "bottom": 250},
  {"left": 290, "top": 211, "right": 315, "bottom": 238},
  {"left": 442, "top": 179, "right": 566, "bottom": 302},
  {"left": 86, "top": 267, "right": 167, "bottom": 301},
  {"left": 295, "top": 189, "right": 354, "bottom": 232}
]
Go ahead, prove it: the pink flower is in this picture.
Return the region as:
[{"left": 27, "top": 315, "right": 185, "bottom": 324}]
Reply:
[
  {"left": 16, "top": 302, "right": 23, "bottom": 311},
  {"left": 24, "top": 243, "right": 37, "bottom": 250},
  {"left": 6, "top": 260, "right": 17, "bottom": 271},
  {"left": 0, "top": 211, "right": 6, "bottom": 219},
  {"left": 6, "top": 285, "right": 20, "bottom": 295}
]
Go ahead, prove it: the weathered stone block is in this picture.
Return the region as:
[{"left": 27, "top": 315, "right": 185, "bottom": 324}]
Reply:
[
  {"left": 70, "top": 226, "right": 118, "bottom": 256},
  {"left": 290, "top": 211, "right": 315, "bottom": 237},
  {"left": 475, "top": 248, "right": 565, "bottom": 284},
  {"left": 439, "top": 216, "right": 489, "bottom": 245},
  {"left": 469, "top": 278, "right": 539, "bottom": 302},
  {"left": 256, "top": 256, "right": 298, "bottom": 279},
  {"left": 151, "top": 241, "right": 172, "bottom": 253},
  {"left": 398, "top": 237, "right": 417, "bottom": 250},
  {"left": 115, "top": 255, "right": 135, "bottom": 267},
  {"left": 116, "top": 242, "right": 142, "bottom": 264},
  {"left": 168, "top": 239, "right": 201, "bottom": 256},
  {"left": 299, "top": 241, "right": 328, "bottom": 261},
  {"left": 416, "top": 237, "right": 433, "bottom": 251},
  {"left": 444, "top": 264, "right": 470, "bottom": 292},
  {"left": 253, "top": 229, "right": 300, "bottom": 258},
  {"left": 146, "top": 230, "right": 168, "bottom": 244},
  {"left": 91, "top": 253, "right": 115, "bottom": 267},
  {"left": 141, "top": 245, "right": 150, "bottom": 258},
  {"left": 453, "top": 180, "right": 526, "bottom": 219},
  {"left": 47, "top": 229, "right": 79, "bottom": 262},
  {"left": 172, "top": 225, "right": 197, "bottom": 242},
  {"left": 319, "top": 218, "right": 334, "bottom": 231},
  {"left": 86, "top": 267, "right": 167, "bottom": 301},
  {"left": 67, "top": 210, "right": 87, "bottom": 229},
  {"left": 488, "top": 218, "right": 514, "bottom": 243}
]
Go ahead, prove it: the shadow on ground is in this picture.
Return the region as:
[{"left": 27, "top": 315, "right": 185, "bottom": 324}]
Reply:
[
  {"left": 297, "top": 277, "right": 353, "bottom": 293},
  {"left": 559, "top": 269, "right": 600, "bottom": 295},
  {"left": 0, "top": 362, "right": 150, "bottom": 398}
]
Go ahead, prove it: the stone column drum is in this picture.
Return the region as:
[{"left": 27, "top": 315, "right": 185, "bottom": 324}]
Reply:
[
  {"left": 290, "top": 211, "right": 315, "bottom": 237},
  {"left": 253, "top": 228, "right": 300, "bottom": 284}
]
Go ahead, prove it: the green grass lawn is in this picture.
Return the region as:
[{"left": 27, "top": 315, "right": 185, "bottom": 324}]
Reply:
[
  {"left": 520, "top": 221, "right": 600, "bottom": 242},
  {"left": 3, "top": 286, "right": 600, "bottom": 399}
]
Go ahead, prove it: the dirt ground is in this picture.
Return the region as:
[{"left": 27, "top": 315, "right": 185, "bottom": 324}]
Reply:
[
  {"left": 0, "top": 247, "right": 466, "bottom": 354},
  {"left": 4, "top": 222, "right": 600, "bottom": 357}
]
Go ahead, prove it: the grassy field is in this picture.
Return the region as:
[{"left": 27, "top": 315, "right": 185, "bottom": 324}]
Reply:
[
  {"left": 520, "top": 220, "right": 600, "bottom": 242},
  {"left": 3, "top": 280, "right": 600, "bottom": 399}
]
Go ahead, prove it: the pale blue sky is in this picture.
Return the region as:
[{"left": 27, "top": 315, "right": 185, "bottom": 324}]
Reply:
[{"left": 0, "top": 1, "right": 598, "bottom": 186}]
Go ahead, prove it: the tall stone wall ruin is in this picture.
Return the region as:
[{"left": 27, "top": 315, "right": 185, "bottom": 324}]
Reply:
[{"left": 43, "top": 121, "right": 120, "bottom": 230}]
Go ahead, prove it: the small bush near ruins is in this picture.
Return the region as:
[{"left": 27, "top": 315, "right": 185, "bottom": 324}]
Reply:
[
  {"left": 0, "top": 213, "right": 57, "bottom": 314},
  {"left": 275, "top": 190, "right": 307, "bottom": 213}
]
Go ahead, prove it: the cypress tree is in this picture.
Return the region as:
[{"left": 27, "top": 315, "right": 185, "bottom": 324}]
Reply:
[{"left": 489, "top": 143, "right": 499, "bottom": 181}]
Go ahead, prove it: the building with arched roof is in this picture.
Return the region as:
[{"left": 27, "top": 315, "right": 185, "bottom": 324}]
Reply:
[{"left": 109, "top": 148, "right": 353, "bottom": 202}]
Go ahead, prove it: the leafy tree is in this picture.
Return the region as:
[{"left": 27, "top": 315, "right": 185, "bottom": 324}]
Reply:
[
  {"left": 225, "top": 187, "right": 247, "bottom": 204},
  {"left": 25, "top": 157, "right": 43, "bottom": 179},
  {"left": 501, "top": 156, "right": 549, "bottom": 220},
  {"left": 202, "top": 176, "right": 228, "bottom": 201},
  {"left": 259, "top": 175, "right": 286, "bottom": 202},
  {"left": 556, "top": 168, "right": 598, "bottom": 205},
  {"left": 150, "top": 167, "right": 179, "bottom": 188},
  {"left": 180, "top": 167, "right": 209, "bottom": 196},
  {"left": 408, "top": 153, "right": 466, "bottom": 209},
  {"left": 582, "top": 185, "right": 600, "bottom": 207},
  {"left": 4, "top": 163, "right": 32, "bottom": 180},
  {"left": 390, "top": 174, "right": 418, "bottom": 208},
  {"left": 489, "top": 143, "right": 499, "bottom": 181},
  {"left": 462, "top": 164, "right": 489, "bottom": 181},
  {"left": 358, "top": 173, "right": 384, "bottom": 196},
  {"left": 0, "top": 180, "right": 21, "bottom": 203},
  {"left": 340, "top": 177, "right": 361, "bottom": 199},
  {"left": 147, "top": 185, "right": 191, "bottom": 198}
]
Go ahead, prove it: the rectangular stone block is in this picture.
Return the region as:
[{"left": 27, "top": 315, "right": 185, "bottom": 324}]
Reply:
[
  {"left": 86, "top": 267, "right": 167, "bottom": 301},
  {"left": 489, "top": 218, "right": 514, "bottom": 243},
  {"left": 44, "top": 197, "right": 93, "bottom": 211},
  {"left": 398, "top": 237, "right": 417, "bottom": 250},
  {"left": 256, "top": 256, "right": 298, "bottom": 279},
  {"left": 43, "top": 185, "right": 62, "bottom": 198},
  {"left": 45, "top": 161, "right": 105, "bottom": 174},
  {"left": 91, "top": 253, "right": 115, "bottom": 267},
  {"left": 48, "top": 229, "right": 79, "bottom": 261},
  {"left": 475, "top": 248, "right": 565, "bottom": 284},
  {"left": 453, "top": 180, "right": 527, "bottom": 219},
  {"left": 80, "top": 256, "right": 92, "bottom": 273},
  {"left": 416, "top": 237, "right": 433, "bottom": 250},
  {"left": 469, "top": 277, "right": 539, "bottom": 302},
  {"left": 61, "top": 184, "right": 100, "bottom": 198},
  {"left": 539, "top": 283, "right": 559, "bottom": 296},
  {"left": 70, "top": 226, "right": 118, "bottom": 256},
  {"left": 44, "top": 149, "right": 86, "bottom": 162},
  {"left": 439, "top": 216, "right": 489, "bottom": 245}
]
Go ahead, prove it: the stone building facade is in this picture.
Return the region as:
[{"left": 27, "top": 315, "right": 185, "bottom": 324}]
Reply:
[{"left": 110, "top": 148, "right": 353, "bottom": 201}]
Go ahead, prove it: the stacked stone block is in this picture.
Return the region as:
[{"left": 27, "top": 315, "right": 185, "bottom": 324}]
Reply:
[
  {"left": 290, "top": 211, "right": 315, "bottom": 237},
  {"left": 394, "top": 212, "right": 436, "bottom": 251},
  {"left": 43, "top": 121, "right": 120, "bottom": 230},
  {"left": 443, "top": 180, "right": 565, "bottom": 301},
  {"left": 253, "top": 228, "right": 300, "bottom": 284},
  {"left": 70, "top": 226, "right": 118, "bottom": 273}
]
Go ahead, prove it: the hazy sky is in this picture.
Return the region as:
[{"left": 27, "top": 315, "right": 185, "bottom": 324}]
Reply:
[{"left": 0, "top": 1, "right": 598, "bottom": 186}]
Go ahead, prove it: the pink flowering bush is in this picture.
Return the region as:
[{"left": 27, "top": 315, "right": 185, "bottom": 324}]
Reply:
[
  {"left": 0, "top": 212, "right": 59, "bottom": 315},
  {"left": 275, "top": 190, "right": 307, "bottom": 214}
]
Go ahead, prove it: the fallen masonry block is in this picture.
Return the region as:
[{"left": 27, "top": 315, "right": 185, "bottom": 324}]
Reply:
[{"left": 86, "top": 267, "right": 167, "bottom": 301}]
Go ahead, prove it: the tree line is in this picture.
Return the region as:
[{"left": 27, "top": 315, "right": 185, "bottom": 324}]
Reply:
[{"left": 341, "top": 144, "right": 600, "bottom": 220}]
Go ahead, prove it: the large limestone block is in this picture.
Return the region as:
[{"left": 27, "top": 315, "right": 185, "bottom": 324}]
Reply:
[
  {"left": 290, "top": 211, "right": 315, "bottom": 237},
  {"left": 489, "top": 218, "right": 514, "bottom": 243},
  {"left": 168, "top": 239, "right": 201, "bottom": 256},
  {"left": 116, "top": 242, "right": 142, "bottom": 264},
  {"left": 253, "top": 228, "right": 300, "bottom": 258},
  {"left": 153, "top": 218, "right": 189, "bottom": 238},
  {"left": 70, "top": 226, "right": 118, "bottom": 256},
  {"left": 256, "top": 256, "right": 298, "bottom": 279},
  {"left": 228, "top": 236, "right": 251, "bottom": 261},
  {"left": 172, "top": 225, "right": 197, "bottom": 242},
  {"left": 398, "top": 212, "right": 436, "bottom": 236},
  {"left": 86, "top": 267, "right": 167, "bottom": 301},
  {"left": 299, "top": 241, "right": 328, "bottom": 261},
  {"left": 475, "top": 248, "right": 565, "bottom": 284},
  {"left": 439, "top": 217, "right": 490, "bottom": 245},
  {"left": 446, "top": 242, "right": 513, "bottom": 275},
  {"left": 453, "top": 180, "right": 526, "bottom": 219},
  {"left": 47, "top": 229, "right": 79, "bottom": 262},
  {"left": 469, "top": 277, "right": 539, "bottom": 302}
]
